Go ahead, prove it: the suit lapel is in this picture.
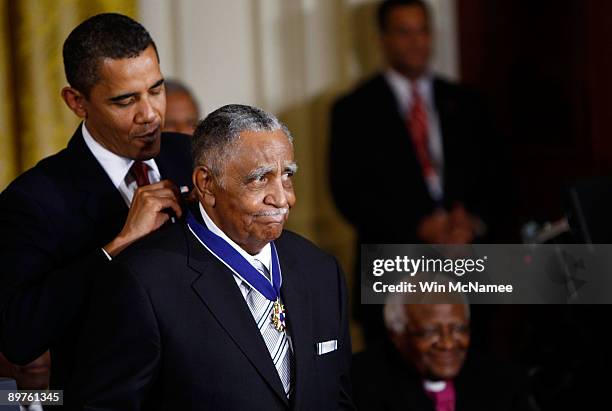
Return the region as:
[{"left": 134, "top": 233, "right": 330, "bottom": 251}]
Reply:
[
  {"left": 275, "top": 238, "right": 315, "bottom": 411},
  {"left": 387, "top": 372, "right": 433, "bottom": 411},
  {"left": 154, "top": 140, "right": 175, "bottom": 181},
  {"left": 433, "top": 78, "right": 458, "bottom": 203},
  {"left": 66, "top": 125, "right": 128, "bottom": 232},
  {"left": 154, "top": 133, "right": 192, "bottom": 186},
  {"left": 186, "top": 228, "right": 289, "bottom": 405},
  {"left": 375, "top": 74, "right": 410, "bottom": 142},
  {"left": 379, "top": 344, "right": 434, "bottom": 411}
]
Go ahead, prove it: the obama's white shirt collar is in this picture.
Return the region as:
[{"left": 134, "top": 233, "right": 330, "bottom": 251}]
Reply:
[{"left": 81, "top": 122, "right": 160, "bottom": 191}]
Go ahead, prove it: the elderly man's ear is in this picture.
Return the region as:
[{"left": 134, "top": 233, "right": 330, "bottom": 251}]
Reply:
[{"left": 193, "top": 166, "right": 216, "bottom": 207}]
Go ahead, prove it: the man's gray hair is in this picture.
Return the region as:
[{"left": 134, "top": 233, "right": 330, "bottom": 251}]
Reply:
[
  {"left": 192, "top": 104, "right": 293, "bottom": 181},
  {"left": 383, "top": 274, "right": 471, "bottom": 334}
]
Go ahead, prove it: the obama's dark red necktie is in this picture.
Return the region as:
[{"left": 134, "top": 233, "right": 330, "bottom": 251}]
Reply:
[{"left": 130, "top": 161, "right": 151, "bottom": 187}]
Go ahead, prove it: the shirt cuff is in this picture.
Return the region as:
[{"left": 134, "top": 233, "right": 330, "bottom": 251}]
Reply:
[{"left": 101, "top": 247, "right": 112, "bottom": 261}]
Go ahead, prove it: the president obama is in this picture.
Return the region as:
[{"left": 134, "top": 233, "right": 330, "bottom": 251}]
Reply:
[{"left": 68, "top": 104, "right": 354, "bottom": 410}]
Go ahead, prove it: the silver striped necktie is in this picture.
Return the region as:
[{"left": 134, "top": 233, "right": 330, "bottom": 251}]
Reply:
[{"left": 243, "top": 259, "right": 293, "bottom": 397}]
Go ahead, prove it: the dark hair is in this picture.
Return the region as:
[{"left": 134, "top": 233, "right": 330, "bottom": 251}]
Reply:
[
  {"left": 63, "top": 13, "right": 158, "bottom": 96},
  {"left": 376, "top": 0, "right": 430, "bottom": 33}
]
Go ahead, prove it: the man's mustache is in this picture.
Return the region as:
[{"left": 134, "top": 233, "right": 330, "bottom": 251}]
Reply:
[{"left": 254, "top": 208, "right": 289, "bottom": 217}]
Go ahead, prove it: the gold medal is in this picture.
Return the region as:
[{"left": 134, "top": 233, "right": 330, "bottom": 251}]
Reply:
[{"left": 271, "top": 298, "right": 286, "bottom": 332}]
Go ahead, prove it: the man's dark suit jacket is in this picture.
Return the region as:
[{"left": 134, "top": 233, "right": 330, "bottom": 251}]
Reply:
[
  {"left": 330, "top": 73, "right": 504, "bottom": 244},
  {"left": 0, "top": 126, "right": 192, "bottom": 390},
  {"left": 66, "top": 213, "right": 353, "bottom": 410},
  {"left": 351, "top": 341, "right": 532, "bottom": 411}
]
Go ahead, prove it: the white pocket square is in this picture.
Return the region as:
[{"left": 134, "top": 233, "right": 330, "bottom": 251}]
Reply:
[{"left": 316, "top": 339, "right": 338, "bottom": 355}]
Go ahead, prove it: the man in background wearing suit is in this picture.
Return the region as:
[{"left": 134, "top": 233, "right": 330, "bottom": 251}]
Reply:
[
  {"left": 68, "top": 104, "right": 353, "bottom": 410},
  {"left": 352, "top": 303, "right": 531, "bottom": 411},
  {"left": 329, "top": 0, "right": 504, "bottom": 344},
  {"left": 0, "top": 13, "right": 192, "bottom": 391}
]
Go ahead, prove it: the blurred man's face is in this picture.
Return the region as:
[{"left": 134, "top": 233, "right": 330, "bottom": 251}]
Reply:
[
  {"left": 199, "top": 129, "right": 297, "bottom": 254},
  {"left": 79, "top": 45, "right": 166, "bottom": 160},
  {"left": 164, "top": 90, "right": 199, "bottom": 135},
  {"left": 0, "top": 351, "right": 51, "bottom": 390},
  {"left": 392, "top": 304, "right": 470, "bottom": 380},
  {"left": 380, "top": 5, "right": 432, "bottom": 79}
]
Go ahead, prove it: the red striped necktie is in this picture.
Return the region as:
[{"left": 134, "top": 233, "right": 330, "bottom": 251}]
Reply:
[{"left": 407, "top": 83, "right": 436, "bottom": 181}]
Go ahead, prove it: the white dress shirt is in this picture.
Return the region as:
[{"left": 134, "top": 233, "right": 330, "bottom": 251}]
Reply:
[
  {"left": 384, "top": 68, "right": 445, "bottom": 201},
  {"left": 20, "top": 402, "right": 43, "bottom": 411},
  {"left": 198, "top": 203, "right": 272, "bottom": 299},
  {"left": 81, "top": 122, "right": 161, "bottom": 206}
]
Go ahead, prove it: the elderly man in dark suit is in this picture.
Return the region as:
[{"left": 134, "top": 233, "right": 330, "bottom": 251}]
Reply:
[
  {"left": 67, "top": 104, "right": 354, "bottom": 410},
  {"left": 0, "top": 13, "right": 192, "bottom": 391}
]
